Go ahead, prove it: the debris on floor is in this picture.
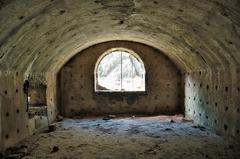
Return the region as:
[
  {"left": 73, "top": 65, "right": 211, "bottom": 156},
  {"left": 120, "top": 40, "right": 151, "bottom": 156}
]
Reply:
[{"left": 4, "top": 115, "right": 240, "bottom": 159}]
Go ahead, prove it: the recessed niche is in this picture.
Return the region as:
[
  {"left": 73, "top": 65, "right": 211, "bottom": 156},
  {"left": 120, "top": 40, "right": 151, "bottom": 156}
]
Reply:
[
  {"left": 237, "top": 130, "right": 239, "bottom": 134},
  {"left": 4, "top": 90, "right": 7, "bottom": 94},
  {"left": 206, "top": 115, "right": 208, "bottom": 119},
  {"left": 16, "top": 109, "right": 20, "bottom": 113},
  {"left": 215, "top": 85, "right": 218, "bottom": 90},
  {"left": 5, "top": 134, "right": 9, "bottom": 139},
  {"left": 17, "top": 129, "right": 20, "bottom": 134},
  {"left": 6, "top": 112, "right": 9, "bottom": 117},
  {"left": 214, "top": 120, "right": 217, "bottom": 124},
  {"left": 206, "top": 85, "right": 209, "bottom": 90},
  {"left": 16, "top": 89, "right": 18, "bottom": 93},
  {"left": 237, "top": 108, "right": 239, "bottom": 113},
  {"left": 215, "top": 102, "right": 218, "bottom": 107},
  {"left": 200, "top": 84, "right": 202, "bottom": 88}
]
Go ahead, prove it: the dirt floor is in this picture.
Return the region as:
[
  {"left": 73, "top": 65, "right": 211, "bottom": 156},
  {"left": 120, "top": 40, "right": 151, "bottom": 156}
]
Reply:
[{"left": 5, "top": 115, "right": 240, "bottom": 159}]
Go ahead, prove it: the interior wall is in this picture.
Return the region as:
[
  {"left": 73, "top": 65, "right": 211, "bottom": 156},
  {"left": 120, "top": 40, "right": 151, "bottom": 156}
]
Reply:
[
  {"left": 59, "top": 41, "right": 183, "bottom": 117},
  {"left": 0, "top": 71, "right": 29, "bottom": 151},
  {"left": 185, "top": 68, "right": 240, "bottom": 137}
]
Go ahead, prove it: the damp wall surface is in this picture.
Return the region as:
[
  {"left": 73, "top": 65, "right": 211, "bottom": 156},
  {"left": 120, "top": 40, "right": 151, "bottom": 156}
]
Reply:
[
  {"left": 59, "top": 41, "right": 183, "bottom": 117},
  {"left": 185, "top": 68, "right": 240, "bottom": 137}
]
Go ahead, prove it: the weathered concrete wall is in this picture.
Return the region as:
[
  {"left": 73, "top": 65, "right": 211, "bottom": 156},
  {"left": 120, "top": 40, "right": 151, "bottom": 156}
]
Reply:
[
  {"left": 0, "top": 71, "right": 57, "bottom": 151},
  {"left": 0, "top": 71, "right": 29, "bottom": 150},
  {"left": 59, "top": 41, "right": 183, "bottom": 117},
  {"left": 185, "top": 68, "right": 240, "bottom": 137}
]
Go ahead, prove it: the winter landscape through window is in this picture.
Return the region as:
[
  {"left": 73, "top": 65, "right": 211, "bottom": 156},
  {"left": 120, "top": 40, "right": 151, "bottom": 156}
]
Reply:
[{"left": 95, "top": 48, "right": 146, "bottom": 92}]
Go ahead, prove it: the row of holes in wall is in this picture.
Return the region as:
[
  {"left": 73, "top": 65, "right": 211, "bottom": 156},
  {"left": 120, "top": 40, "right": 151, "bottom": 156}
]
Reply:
[
  {"left": 187, "top": 107, "right": 240, "bottom": 135},
  {"left": 185, "top": 83, "right": 240, "bottom": 92}
]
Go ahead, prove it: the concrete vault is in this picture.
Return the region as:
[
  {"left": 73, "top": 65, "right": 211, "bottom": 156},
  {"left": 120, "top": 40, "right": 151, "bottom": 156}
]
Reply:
[{"left": 0, "top": 0, "right": 240, "bottom": 153}]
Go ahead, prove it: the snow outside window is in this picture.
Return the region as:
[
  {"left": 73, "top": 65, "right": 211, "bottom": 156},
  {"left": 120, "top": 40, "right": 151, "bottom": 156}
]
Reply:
[{"left": 95, "top": 48, "right": 146, "bottom": 92}]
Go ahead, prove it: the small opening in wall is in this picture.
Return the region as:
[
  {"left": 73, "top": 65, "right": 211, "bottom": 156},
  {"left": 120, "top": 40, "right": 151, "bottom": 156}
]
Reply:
[
  {"left": 214, "top": 119, "right": 217, "bottom": 124},
  {"left": 206, "top": 115, "right": 208, "bottom": 119},
  {"left": 206, "top": 85, "right": 209, "bottom": 90},
  {"left": 5, "top": 134, "right": 9, "bottom": 139},
  {"left": 224, "top": 124, "right": 228, "bottom": 131},
  {"left": 237, "top": 130, "right": 239, "bottom": 134},
  {"left": 237, "top": 87, "right": 240, "bottom": 91},
  {"left": 6, "top": 112, "right": 9, "bottom": 117},
  {"left": 215, "top": 85, "right": 218, "bottom": 90},
  {"left": 199, "top": 71, "right": 201, "bottom": 75},
  {"left": 16, "top": 109, "right": 20, "bottom": 113},
  {"left": 225, "top": 107, "right": 228, "bottom": 112},
  {"left": 4, "top": 90, "right": 7, "bottom": 94},
  {"left": 16, "top": 89, "right": 18, "bottom": 93},
  {"left": 237, "top": 108, "right": 239, "bottom": 113},
  {"left": 215, "top": 102, "right": 218, "bottom": 107},
  {"left": 200, "top": 84, "right": 202, "bottom": 88},
  {"left": 17, "top": 129, "right": 20, "bottom": 134},
  {"left": 225, "top": 87, "right": 228, "bottom": 92}
]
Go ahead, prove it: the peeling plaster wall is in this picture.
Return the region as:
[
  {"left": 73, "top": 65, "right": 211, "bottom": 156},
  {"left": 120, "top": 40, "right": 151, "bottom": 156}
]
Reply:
[{"left": 59, "top": 41, "right": 183, "bottom": 117}]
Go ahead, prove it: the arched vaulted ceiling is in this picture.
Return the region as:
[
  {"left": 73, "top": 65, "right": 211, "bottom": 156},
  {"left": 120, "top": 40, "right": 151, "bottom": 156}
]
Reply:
[{"left": 0, "top": 0, "right": 240, "bottom": 75}]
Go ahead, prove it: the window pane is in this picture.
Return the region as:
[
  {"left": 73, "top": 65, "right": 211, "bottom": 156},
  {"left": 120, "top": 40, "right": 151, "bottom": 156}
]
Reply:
[
  {"left": 97, "top": 51, "right": 121, "bottom": 91},
  {"left": 95, "top": 49, "right": 145, "bottom": 92},
  {"left": 121, "top": 51, "right": 145, "bottom": 91}
]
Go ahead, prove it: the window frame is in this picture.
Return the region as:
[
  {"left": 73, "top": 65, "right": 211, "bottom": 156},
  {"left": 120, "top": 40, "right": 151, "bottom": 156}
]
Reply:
[{"left": 94, "top": 47, "right": 146, "bottom": 93}]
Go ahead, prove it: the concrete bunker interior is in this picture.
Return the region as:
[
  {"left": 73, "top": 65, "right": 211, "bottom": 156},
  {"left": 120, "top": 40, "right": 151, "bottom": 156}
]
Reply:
[
  {"left": 0, "top": 0, "right": 240, "bottom": 158},
  {"left": 58, "top": 41, "right": 183, "bottom": 117}
]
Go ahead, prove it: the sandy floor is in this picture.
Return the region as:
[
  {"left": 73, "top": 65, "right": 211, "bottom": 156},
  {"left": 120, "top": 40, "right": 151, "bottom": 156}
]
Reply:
[{"left": 17, "top": 115, "right": 240, "bottom": 159}]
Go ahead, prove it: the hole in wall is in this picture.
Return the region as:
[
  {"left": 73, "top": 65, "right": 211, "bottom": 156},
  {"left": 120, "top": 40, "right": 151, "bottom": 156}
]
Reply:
[
  {"left": 6, "top": 112, "right": 9, "bottom": 117},
  {"left": 16, "top": 109, "right": 20, "bottom": 113},
  {"left": 224, "top": 124, "right": 228, "bottom": 131},
  {"left": 215, "top": 85, "right": 218, "bottom": 90},
  {"left": 225, "top": 106, "right": 228, "bottom": 112},
  {"left": 225, "top": 87, "right": 228, "bottom": 92},
  {"left": 4, "top": 90, "right": 7, "bottom": 94},
  {"left": 17, "top": 129, "right": 20, "bottom": 134},
  {"left": 16, "top": 89, "right": 18, "bottom": 93},
  {"left": 237, "top": 130, "right": 239, "bottom": 134},
  {"left": 5, "top": 134, "right": 9, "bottom": 139},
  {"left": 206, "top": 85, "right": 209, "bottom": 90}
]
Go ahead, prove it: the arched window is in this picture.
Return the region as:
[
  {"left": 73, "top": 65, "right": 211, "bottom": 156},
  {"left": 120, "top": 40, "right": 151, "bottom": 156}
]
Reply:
[{"left": 94, "top": 48, "right": 146, "bottom": 92}]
